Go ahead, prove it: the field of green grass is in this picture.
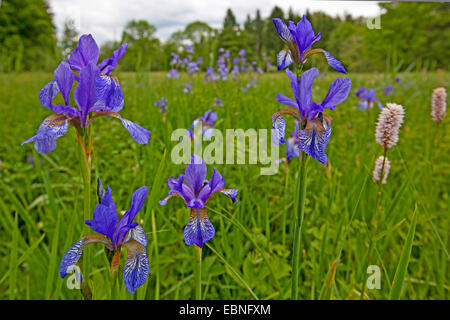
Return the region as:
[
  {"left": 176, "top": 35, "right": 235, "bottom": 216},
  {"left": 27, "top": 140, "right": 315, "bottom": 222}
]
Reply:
[{"left": 0, "top": 70, "right": 448, "bottom": 299}]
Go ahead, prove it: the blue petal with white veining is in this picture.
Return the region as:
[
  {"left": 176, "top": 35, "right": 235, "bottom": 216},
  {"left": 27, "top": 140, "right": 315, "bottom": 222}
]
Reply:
[
  {"left": 59, "top": 239, "right": 84, "bottom": 278},
  {"left": 39, "top": 80, "right": 59, "bottom": 109},
  {"left": 124, "top": 225, "right": 148, "bottom": 247},
  {"left": 22, "top": 115, "right": 69, "bottom": 154},
  {"left": 184, "top": 208, "right": 215, "bottom": 247},
  {"left": 123, "top": 239, "right": 149, "bottom": 293},
  {"left": 277, "top": 49, "right": 293, "bottom": 70},
  {"left": 298, "top": 120, "right": 331, "bottom": 164},
  {"left": 220, "top": 189, "right": 238, "bottom": 203},
  {"left": 322, "top": 50, "right": 347, "bottom": 74},
  {"left": 120, "top": 118, "right": 151, "bottom": 144},
  {"left": 95, "top": 74, "right": 124, "bottom": 112},
  {"left": 272, "top": 115, "right": 287, "bottom": 145}
]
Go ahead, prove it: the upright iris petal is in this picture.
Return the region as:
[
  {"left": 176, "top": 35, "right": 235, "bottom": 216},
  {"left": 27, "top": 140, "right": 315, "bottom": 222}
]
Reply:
[{"left": 69, "top": 34, "right": 99, "bottom": 71}]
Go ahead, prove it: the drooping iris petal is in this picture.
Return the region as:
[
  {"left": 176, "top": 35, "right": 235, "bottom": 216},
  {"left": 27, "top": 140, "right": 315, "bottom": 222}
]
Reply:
[
  {"left": 219, "top": 189, "right": 238, "bottom": 203},
  {"left": 185, "top": 154, "right": 207, "bottom": 194},
  {"left": 50, "top": 104, "right": 80, "bottom": 117},
  {"left": 95, "top": 74, "right": 124, "bottom": 112},
  {"left": 321, "top": 77, "right": 352, "bottom": 110},
  {"left": 85, "top": 187, "right": 118, "bottom": 241},
  {"left": 120, "top": 118, "right": 151, "bottom": 144},
  {"left": 39, "top": 80, "right": 59, "bottom": 109},
  {"left": 276, "top": 93, "right": 298, "bottom": 109},
  {"left": 272, "top": 115, "right": 287, "bottom": 145},
  {"left": 277, "top": 49, "right": 293, "bottom": 70},
  {"left": 321, "top": 50, "right": 347, "bottom": 74},
  {"left": 69, "top": 34, "right": 99, "bottom": 71},
  {"left": 97, "top": 43, "right": 128, "bottom": 75},
  {"left": 159, "top": 174, "right": 194, "bottom": 205},
  {"left": 59, "top": 235, "right": 112, "bottom": 278},
  {"left": 21, "top": 114, "right": 69, "bottom": 154},
  {"left": 122, "top": 238, "right": 149, "bottom": 293},
  {"left": 54, "top": 61, "right": 75, "bottom": 105},
  {"left": 74, "top": 62, "right": 99, "bottom": 124},
  {"left": 298, "top": 118, "right": 332, "bottom": 164},
  {"left": 184, "top": 208, "right": 215, "bottom": 247},
  {"left": 272, "top": 18, "right": 294, "bottom": 42}
]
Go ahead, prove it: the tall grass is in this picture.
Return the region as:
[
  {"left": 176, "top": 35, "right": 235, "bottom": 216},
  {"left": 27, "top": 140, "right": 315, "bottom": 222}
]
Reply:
[{"left": 0, "top": 70, "right": 448, "bottom": 299}]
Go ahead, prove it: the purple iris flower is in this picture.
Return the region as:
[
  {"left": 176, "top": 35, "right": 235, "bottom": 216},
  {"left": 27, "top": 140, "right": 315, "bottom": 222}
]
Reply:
[
  {"left": 159, "top": 154, "right": 238, "bottom": 247},
  {"left": 154, "top": 97, "right": 168, "bottom": 113},
  {"left": 22, "top": 34, "right": 150, "bottom": 154},
  {"left": 59, "top": 181, "right": 149, "bottom": 293},
  {"left": 272, "top": 16, "right": 346, "bottom": 73},
  {"left": 356, "top": 87, "right": 380, "bottom": 109},
  {"left": 183, "top": 82, "right": 193, "bottom": 94},
  {"left": 272, "top": 68, "right": 351, "bottom": 164},
  {"left": 185, "top": 44, "right": 194, "bottom": 54},
  {"left": 395, "top": 77, "right": 401, "bottom": 83},
  {"left": 186, "top": 110, "right": 218, "bottom": 140},
  {"left": 170, "top": 53, "right": 181, "bottom": 66},
  {"left": 383, "top": 85, "right": 393, "bottom": 95},
  {"left": 213, "top": 98, "right": 224, "bottom": 107},
  {"left": 187, "top": 62, "right": 200, "bottom": 75},
  {"left": 167, "top": 68, "right": 180, "bottom": 79},
  {"left": 204, "top": 67, "right": 216, "bottom": 82}
]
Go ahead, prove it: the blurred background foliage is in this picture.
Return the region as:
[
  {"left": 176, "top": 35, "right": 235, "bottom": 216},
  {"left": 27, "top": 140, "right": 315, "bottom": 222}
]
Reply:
[{"left": 1, "top": 1, "right": 449, "bottom": 73}]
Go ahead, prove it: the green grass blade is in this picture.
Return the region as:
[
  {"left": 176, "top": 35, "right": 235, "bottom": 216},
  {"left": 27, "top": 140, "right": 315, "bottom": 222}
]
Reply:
[{"left": 389, "top": 206, "right": 417, "bottom": 300}]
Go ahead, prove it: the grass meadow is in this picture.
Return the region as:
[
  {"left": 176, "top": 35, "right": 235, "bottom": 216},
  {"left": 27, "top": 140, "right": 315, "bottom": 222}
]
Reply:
[{"left": 0, "top": 70, "right": 448, "bottom": 299}]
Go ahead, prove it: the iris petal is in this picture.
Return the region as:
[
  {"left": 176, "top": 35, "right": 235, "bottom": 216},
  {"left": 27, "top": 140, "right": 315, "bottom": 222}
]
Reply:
[
  {"left": 122, "top": 238, "right": 149, "bottom": 293},
  {"left": 95, "top": 74, "right": 124, "bottom": 112},
  {"left": 322, "top": 50, "right": 347, "bottom": 74},
  {"left": 69, "top": 34, "right": 99, "bottom": 71},
  {"left": 185, "top": 154, "right": 207, "bottom": 194},
  {"left": 85, "top": 186, "right": 118, "bottom": 241},
  {"left": 321, "top": 77, "right": 352, "bottom": 110},
  {"left": 39, "top": 80, "right": 59, "bottom": 109},
  {"left": 298, "top": 118, "right": 331, "bottom": 164},
  {"left": 219, "top": 189, "right": 238, "bottom": 203},
  {"left": 59, "top": 235, "right": 112, "bottom": 278},
  {"left": 184, "top": 208, "right": 215, "bottom": 247},
  {"left": 272, "top": 115, "right": 287, "bottom": 145},
  {"left": 272, "top": 18, "right": 294, "bottom": 42},
  {"left": 276, "top": 49, "right": 293, "bottom": 70},
  {"left": 22, "top": 114, "right": 69, "bottom": 154},
  {"left": 120, "top": 118, "right": 151, "bottom": 144}
]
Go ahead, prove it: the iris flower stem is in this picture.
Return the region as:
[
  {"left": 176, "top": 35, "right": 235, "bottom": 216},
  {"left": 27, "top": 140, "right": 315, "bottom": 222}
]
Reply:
[
  {"left": 291, "top": 151, "right": 308, "bottom": 300},
  {"left": 77, "top": 127, "right": 92, "bottom": 299},
  {"left": 194, "top": 245, "right": 202, "bottom": 300}
]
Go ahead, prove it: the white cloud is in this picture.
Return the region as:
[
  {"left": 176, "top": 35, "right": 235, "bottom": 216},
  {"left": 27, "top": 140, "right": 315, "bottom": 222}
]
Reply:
[{"left": 49, "top": 0, "right": 381, "bottom": 44}]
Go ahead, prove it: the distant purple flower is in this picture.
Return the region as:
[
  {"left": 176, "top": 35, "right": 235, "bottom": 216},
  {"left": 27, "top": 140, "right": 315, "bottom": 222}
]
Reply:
[
  {"left": 242, "top": 80, "right": 256, "bottom": 93},
  {"left": 59, "top": 180, "right": 149, "bottom": 293},
  {"left": 159, "top": 154, "right": 238, "bottom": 247},
  {"left": 22, "top": 34, "right": 150, "bottom": 154},
  {"left": 187, "top": 62, "right": 199, "bottom": 75},
  {"left": 272, "top": 16, "right": 346, "bottom": 73},
  {"left": 204, "top": 67, "right": 216, "bottom": 82},
  {"left": 186, "top": 110, "right": 217, "bottom": 140},
  {"left": 154, "top": 97, "right": 168, "bottom": 113},
  {"left": 185, "top": 44, "right": 194, "bottom": 54},
  {"left": 383, "top": 85, "right": 393, "bottom": 95},
  {"left": 356, "top": 87, "right": 380, "bottom": 109},
  {"left": 183, "top": 82, "right": 193, "bottom": 94},
  {"left": 167, "top": 68, "right": 180, "bottom": 79},
  {"left": 170, "top": 53, "right": 181, "bottom": 66},
  {"left": 395, "top": 77, "right": 401, "bottom": 83},
  {"left": 213, "top": 98, "right": 224, "bottom": 107},
  {"left": 273, "top": 68, "right": 351, "bottom": 164}
]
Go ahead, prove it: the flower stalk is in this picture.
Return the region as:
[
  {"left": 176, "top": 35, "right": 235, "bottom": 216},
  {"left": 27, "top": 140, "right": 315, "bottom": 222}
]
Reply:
[
  {"left": 194, "top": 244, "right": 203, "bottom": 300},
  {"left": 291, "top": 151, "right": 308, "bottom": 300}
]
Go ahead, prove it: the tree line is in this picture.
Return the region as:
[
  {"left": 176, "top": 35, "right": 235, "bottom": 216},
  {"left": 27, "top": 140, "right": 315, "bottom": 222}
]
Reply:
[{"left": 0, "top": 0, "right": 448, "bottom": 73}]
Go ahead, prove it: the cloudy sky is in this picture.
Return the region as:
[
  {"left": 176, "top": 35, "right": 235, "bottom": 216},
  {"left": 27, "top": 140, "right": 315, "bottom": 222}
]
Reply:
[{"left": 49, "top": 0, "right": 381, "bottom": 44}]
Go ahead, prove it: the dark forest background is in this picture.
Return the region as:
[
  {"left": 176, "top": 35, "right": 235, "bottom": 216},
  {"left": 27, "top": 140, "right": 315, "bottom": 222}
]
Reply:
[{"left": 0, "top": 0, "right": 448, "bottom": 73}]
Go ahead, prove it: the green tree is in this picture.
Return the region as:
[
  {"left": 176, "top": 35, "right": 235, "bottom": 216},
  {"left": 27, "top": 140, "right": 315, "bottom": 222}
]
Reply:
[{"left": 0, "top": 0, "right": 57, "bottom": 72}]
